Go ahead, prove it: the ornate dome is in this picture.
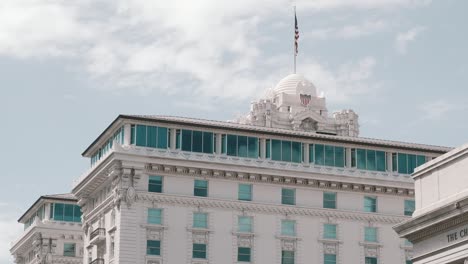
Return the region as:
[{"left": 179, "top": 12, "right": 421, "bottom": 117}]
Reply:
[{"left": 273, "top": 74, "right": 317, "bottom": 97}]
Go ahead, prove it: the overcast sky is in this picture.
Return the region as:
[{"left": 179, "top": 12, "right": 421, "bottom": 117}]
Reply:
[{"left": 1, "top": 0, "right": 467, "bottom": 262}]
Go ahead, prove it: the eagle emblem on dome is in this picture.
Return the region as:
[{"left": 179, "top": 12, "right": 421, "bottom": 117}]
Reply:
[{"left": 300, "top": 94, "right": 311, "bottom": 106}]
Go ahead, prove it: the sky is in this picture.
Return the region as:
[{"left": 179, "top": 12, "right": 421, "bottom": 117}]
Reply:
[{"left": 1, "top": 0, "right": 467, "bottom": 262}]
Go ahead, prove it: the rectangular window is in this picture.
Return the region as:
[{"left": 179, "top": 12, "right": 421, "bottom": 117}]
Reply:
[
  {"left": 324, "top": 254, "right": 336, "bottom": 264},
  {"left": 192, "top": 243, "right": 207, "bottom": 259},
  {"left": 237, "top": 247, "right": 251, "bottom": 262},
  {"left": 248, "top": 137, "right": 259, "bottom": 158},
  {"left": 136, "top": 125, "right": 147, "bottom": 146},
  {"left": 272, "top": 139, "right": 282, "bottom": 161},
  {"left": 364, "top": 196, "right": 377, "bottom": 213},
  {"left": 148, "top": 208, "right": 162, "bottom": 224},
  {"left": 130, "top": 125, "right": 135, "bottom": 144},
  {"left": 281, "top": 220, "right": 296, "bottom": 236},
  {"left": 73, "top": 205, "right": 81, "bottom": 222},
  {"left": 404, "top": 200, "right": 415, "bottom": 216},
  {"left": 157, "top": 127, "right": 168, "bottom": 149},
  {"left": 194, "top": 180, "right": 208, "bottom": 197},
  {"left": 222, "top": 134, "right": 227, "bottom": 154},
  {"left": 146, "top": 240, "right": 160, "bottom": 256},
  {"left": 291, "top": 142, "right": 302, "bottom": 163},
  {"left": 238, "top": 184, "right": 252, "bottom": 201},
  {"left": 281, "top": 188, "right": 296, "bottom": 205},
  {"left": 54, "top": 203, "right": 64, "bottom": 221},
  {"left": 323, "top": 192, "right": 336, "bottom": 209},
  {"left": 238, "top": 216, "right": 252, "bottom": 233},
  {"left": 282, "top": 140, "right": 292, "bottom": 162},
  {"left": 182, "top": 130, "right": 192, "bottom": 151},
  {"left": 192, "top": 130, "right": 203, "bottom": 152},
  {"left": 281, "top": 250, "right": 295, "bottom": 264},
  {"left": 365, "top": 257, "right": 377, "bottom": 264},
  {"left": 238, "top": 136, "right": 248, "bottom": 157},
  {"left": 148, "top": 176, "right": 163, "bottom": 193},
  {"left": 365, "top": 227, "right": 377, "bottom": 242},
  {"left": 63, "top": 243, "right": 76, "bottom": 257},
  {"left": 63, "top": 204, "right": 74, "bottom": 222},
  {"left": 227, "top": 134, "right": 238, "bottom": 156},
  {"left": 314, "top": 144, "right": 344, "bottom": 167},
  {"left": 309, "top": 144, "right": 314, "bottom": 163},
  {"left": 406, "top": 260, "right": 412, "bottom": 264},
  {"left": 203, "top": 132, "right": 214, "bottom": 154},
  {"left": 193, "top": 212, "right": 208, "bottom": 228},
  {"left": 266, "top": 139, "right": 271, "bottom": 159},
  {"left": 323, "top": 224, "right": 337, "bottom": 239},
  {"left": 398, "top": 153, "right": 408, "bottom": 174},
  {"left": 176, "top": 129, "right": 181, "bottom": 149},
  {"left": 147, "top": 126, "right": 157, "bottom": 148}
]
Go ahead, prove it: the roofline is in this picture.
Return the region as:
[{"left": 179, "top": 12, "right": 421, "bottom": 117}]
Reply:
[
  {"left": 82, "top": 115, "right": 452, "bottom": 157},
  {"left": 17, "top": 195, "right": 77, "bottom": 223}
]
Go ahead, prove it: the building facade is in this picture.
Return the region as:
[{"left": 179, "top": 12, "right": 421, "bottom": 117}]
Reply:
[
  {"left": 394, "top": 144, "right": 468, "bottom": 264},
  {"left": 10, "top": 194, "right": 84, "bottom": 264},
  {"left": 71, "top": 74, "right": 451, "bottom": 264}
]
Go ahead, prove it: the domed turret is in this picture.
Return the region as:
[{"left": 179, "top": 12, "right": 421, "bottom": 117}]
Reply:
[{"left": 272, "top": 74, "right": 317, "bottom": 97}]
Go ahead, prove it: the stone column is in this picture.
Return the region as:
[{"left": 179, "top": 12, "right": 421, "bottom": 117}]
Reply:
[
  {"left": 260, "top": 138, "right": 266, "bottom": 159},
  {"left": 123, "top": 123, "right": 132, "bottom": 146},
  {"left": 387, "top": 152, "right": 393, "bottom": 172},
  {"left": 303, "top": 143, "right": 310, "bottom": 164},
  {"left": 346, "top": 148, "right": 352, "bottom": 168},
  {"left": 170, "top": 128, "right": 177, "bottom": 150},
  {"left": 216, "top": 133, "right": 223, "bottom": 155}
]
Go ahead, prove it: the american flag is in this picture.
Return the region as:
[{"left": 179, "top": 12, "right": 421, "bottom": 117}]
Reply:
[{"left": 295, "top": 11, "right": 299, "bottom": 55}]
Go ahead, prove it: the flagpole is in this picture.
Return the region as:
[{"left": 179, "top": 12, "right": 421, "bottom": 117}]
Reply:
[{"left": 294, "top": 5, "right": 296, "bottom": 74}]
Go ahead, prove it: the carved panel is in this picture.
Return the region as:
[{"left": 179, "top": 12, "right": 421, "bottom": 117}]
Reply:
[
  {"left": 323, "top": 243, "right": 337, "bottom": 255},
  {"left": 281, "top": 238, "right": 296, "bottom": 251},
  {"left": 192, "top": 230, "right": 209, "bottom": 244},
  {"left": 364, "top": 246, "right": 378, "bottom": 258}
]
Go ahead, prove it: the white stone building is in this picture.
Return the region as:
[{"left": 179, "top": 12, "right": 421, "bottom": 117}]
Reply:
[
  {"left": 394, "top": 143, "right": 468, "bottom": 264},
  {"left": 70, "top": 74, "right": 451, "bottom": 264},
  {"left": 10, "top": 193, "right": 83, "bottom": 264}
]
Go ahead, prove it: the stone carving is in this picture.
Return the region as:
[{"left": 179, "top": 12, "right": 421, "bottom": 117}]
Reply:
[
  {"left": 405, "top": 249, "right": 413, "bottom": 260},
  {"left": 237, "top": 235, "right": 253, "bottom": 247},
  {"left": 364, "top": 246, "right": 378, "bottom": 258},
  {"left": 192, "top": 231, "right": 209, "bottom": 244},
  {"left": 281, "top": 239, "right": 296, "bottom": 251},
  {"left": 323, "top": 243, "right": 337, "bottom": 254},
  {"left": 147, "top": 260, "right": 161, "bottom": 264},
  {"left": 147, "top": 228, "right": 163, "bottom": 241}
]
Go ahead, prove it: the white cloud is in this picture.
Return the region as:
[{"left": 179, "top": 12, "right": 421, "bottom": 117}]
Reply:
[
  {"left": 308, "top": 20, "right": 388, "bottom": 40},
  {"left": 419, "top": 100, "right": 466, "bottom": 120},
  {"left": 0, "top": 203, "right": 23, "bottom": 264},
  {"left": 0, "top": 0, "right": 429, "bottom": 101},
  {"left": 395, "top": 26, "right": 426, "bottom": 54}
]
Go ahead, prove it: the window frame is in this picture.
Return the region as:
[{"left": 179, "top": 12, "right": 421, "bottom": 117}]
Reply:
[
  {"left": 237, "top": 247, "right": 251, "bottom": 262},
  {"left": 281, "top": 188, "right": 296, "bottom": 205},
  {"left": 63, "top": 243, "right": 76, "bottom": 257},
  {"left": 281, "top": 219, "right": 296, "bottom": 237},
  {"left": 193, "top": 212, "right": 208, "bottom": 229},
  {"left": 146, "top": 240, "right": 161, "bottom": 256},
  {"left": 238, "top": 184, "right": 253, "bottom": 201},
  {"left": 192, "top": 243, "right": 207, "bottom": 259},
  {"left": 148, "top": 175, "right": 163, "bottom": 193},
  {"left": 323, "top": 192, "right": 337, "bottom": 209},
  {"left": 194, "top": 179, "right": 208, "bottom": 197},
  {"left": 147, "top": 208, "right": 162, "bottom": 225},
  {"left": 364, "top": 196, "right": 377, "bottom": 213},
  {"left": 364, "top": 227, "right": 378, "bottom": 242},
  {"left": 238, "top": 216, "right": 253, "bottom": 233},
  {"left": 323, "top": 224, "right": 337, "bottom": 239}
]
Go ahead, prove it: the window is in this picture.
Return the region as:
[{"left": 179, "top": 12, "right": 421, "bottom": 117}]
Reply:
[
  {"left": 146, "top": 240, "right": 160, "bottom": 255},
  {"left": 323, "top": 224, "right": 337, "bottom": 239},
  {"left": 224, "top": 134, "right": 259, "bottom": 158},
  {"left": 192, "top": 243, "right": 207, "bottom": 259},
  {"left": 269, "top": 139, "right": 302, "bottom": 163},
  {"left": 148, "top": 176, "right": 162, "bottom": 193},
  {"left": 63, "top": 243, "right": 75, "bottom": 257},
  {"left": 238, "top": 184, "right": 252, "bottom": 201},
  {"left": 323, "top": 192, "right": 336, "bottom": 209},
  {"left": 132, "top": 124, "right": 168, "bottom": 149},
  {"left": 364, "top": 196, "right": 377, "bottom": 213},
  {"left": 90, "top": 126, "right": 124, "bottom": 166},
  {"left": 193, "top": 212, "right": 208, "bottom": 228},
  {"left": 281, "top": 220, "right": 296, "bottom": 236},
  {"left": 51, "top": 203, "right": 81, "bottom": 223},
  {"left": 313, "top": 144, "right": 345, "bottom": 167},
  {"left": 282, "top": 188, "right": 295, "bottom": 205},
  {"left": 352, "top": 149, "right": 386, "bottom": 172},
  {"left": 324, "top": 254, "right": 336, "bottom": 264},
  {"left": 281, "top": 250, "right": 295, "bottom": 264},
  {"left": 393, "top": 153, "right": 426, "bottom": 174},
  {"left": 194, "top": 180, "right": 208, "bottom": 197},
  {"left": 406, "top": 260, "right": 412, "bottom": 264},
  {"left": 180, "top": 129, "right": 214, "bottom": 154},
  {"left": 404, "top": 200, "right": 415, "bottom": 216},
  {"left": 148, "top": 208, "right": 162, "bottom": 224},
  {"left": 365, "top": 257, "right": 377, "bottom": 264},
  {"left": 365, "top": 227, "right": 377, "bottom": 242},
  {"left": 238, "top": 216, "right": 252, "bottom": 233},
  {"left": 237, "top": 247, "right": 251, "bottom": 262}
]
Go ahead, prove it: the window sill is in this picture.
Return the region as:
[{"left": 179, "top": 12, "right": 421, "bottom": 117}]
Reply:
[
  {"left": 359, "top": 241, "right": 382, "bottom": 247},
  {"left": 275, "top": 235, "right": 300, "bottom": 240},
  {"left": 187, "top": 227, "right": 212, "bottom": 233},
  {"left": 318, "top": 238, "right": 342, "bottom": 244},
  {"left": 232, "top": 231, "right": 255, "bottom": 237}
]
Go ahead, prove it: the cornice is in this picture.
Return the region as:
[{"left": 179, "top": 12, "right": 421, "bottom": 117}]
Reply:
[
  {"left": 405, "top": 211, "right": 468, "bottom": 243},
  {"left": 144, "top": 162, "right": 414, "bottom": 197},
  {"left": 136, "top": 192, "right": 409, "bottom": 224}
]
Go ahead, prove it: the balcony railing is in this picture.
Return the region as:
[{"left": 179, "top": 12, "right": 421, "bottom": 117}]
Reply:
[
  {"left": 90, "top": 228, "right": 106, "bottom": 240},
  {"left": 90, "top": 258, "right": 104, "bottom": 264}
]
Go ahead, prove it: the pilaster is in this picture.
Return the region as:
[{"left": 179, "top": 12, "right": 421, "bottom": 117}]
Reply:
[
  {"left": 123, "top": 123, "right": 132, "bottom": 146},
  {"left": 260, "top": 138, "right": 266, "bottom": 159}
]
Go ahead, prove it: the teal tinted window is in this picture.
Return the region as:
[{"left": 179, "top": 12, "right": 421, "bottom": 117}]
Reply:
[
  {"left": 193, "top": 243, "right": 207, "bottom": 259},
  {"left": 367, "top": 150, "right": 376, "bottom": 171},
  {"left": 193, "top": 212, "right": 208, "bottom": 228},
  {"left": 281, "top": 250, "right": 295, "bottom": 264},
  {"left": 238, "top": 136, "right": 248, "bottom": 157},
  {"left": 404, "top": 200, "right": 415, "bottom": 216},
  {"left": 136, "top": 125, "right": 147, "bottom": 146},
  {"left": 64, "top": 204, "right": 74, "bottom": 222},
  {"left": 227, "top": 134, "right": 237, "bottom": 156},
  {"left": 147, "top": 240, "right": 160, "bottom": 255},
  {"left": 203, "top": 132, "right": 213, "bottom": 154},
  {"left": 130, "top": 125, "right": 135, "bottom": 144},
  {"left": 192, "top": 130, "right": 203, "bottom": 152},
  {"left": 356, "top": 149, "right": 386, "bottom": 172},
  {"left": 323, "top": 192, "right": 336, "bottom": 209},
  {"left": 157, "top": 127, "right": 168, "bottom": 149},
  {"left": 149, "top": 176, "right": 163, "bottom": 193},
  {"left": 147, "top": 126, "right": 157, "bottom": 148},
  {"left": 292, "top": 142, "right": 302, "bottom": 163},
  {"left": 324, "top": 145, "right": 334, "bottom": 166},
  {"left": 238, "top": 216, "right": 252, "bottom": 233},
  {"left": 248, "top": 137, "right": 258, "bottom": 158},
  {"left": 63, "top": 243, "right": 76, "bottom": 257},
  {"left": 194, "top": 180, "right": 208, "bottom": 197},
  {"left": 176, "top": 129, "right": 181, "bottom": 149},
  {"left": 324, "top": 254, "right": 336, "bottom": 264},
  {"left": 309, "top": 144, "right": 314, "bottom": 163},
  {"left": 272, "top": 139, "right": 282, "bottom": 161},
  {"left": 417, "top": 155, "right": 426, "bottom": 166},
  {"left": 376, "top": 151, "right": 386, "bottom": 171},
  {"left": 392, "top": 153, "right": 398, "bottom": 172},
  {"left": 335, "top": 147, "right": 345, "bottom": 167},
  {"left": 73, "top": 205, "right": 81, "bottom": 222},
  {"left": 282, "top": 188, "right": 295, "bottom": 205},
  {"left": 281, "top": 220, "right": 296, "bottom": 236},
  {"left": 357, "top": 149, "right": 366, "bottom": 169},
  {"left": 365, "top": 227, "right": 377, "bottom": 242},
  {"left": 365, "top": 257, "right": 377, "bottom": 264},
  {"left": 148, "top": 208, "right": 162, "bottom": 224},
  {"left": 398, "top": 153, "right": 408, "bottom": 174},
  {"left": 237, "top": 247, "right": 251, "bottom": 262},
  {"left": 54, "top": 203, "right": 64, "bottom": 221},
  {"left": 395, "top": 153, "right": 427, "bottom": 174},
  {"left": 364, "top": 196, "right": 377, "bottom": 213},
  {"left": 282, "top": 141, "right": 292, "bottom": 162},
  {"left": 222, "top": 135, "right": 227, "bottom": 154},
  {"left": 238, "top": 184, "right": 252, "bottom": 201},
  {"left": 324, "top": 224, "right": 337, "bottom": 239},
  {"left": 314, "top": 144, "right": 344, "bottom": 167},
  {"left": 182, "top": 130, "right": 192, "bottom": 151},
  {"left": 406, "top": 261, "right": 412, "bottom": 264},
  {"left": 266, "top": 139, "right": 271, "bottom": 158}
]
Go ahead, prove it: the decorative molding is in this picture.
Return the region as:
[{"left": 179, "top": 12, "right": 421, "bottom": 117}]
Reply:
[{"left": 138, "top": 192, "right": 409, "bottom": 224}]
